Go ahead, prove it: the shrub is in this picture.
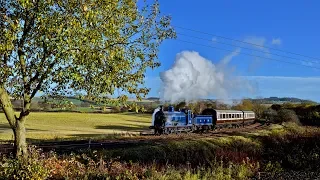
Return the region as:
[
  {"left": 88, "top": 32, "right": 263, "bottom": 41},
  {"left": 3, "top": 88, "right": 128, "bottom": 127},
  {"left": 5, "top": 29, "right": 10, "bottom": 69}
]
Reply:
[
  {"left": 0, "top": 146, "right": 260, "bottom": 180},
  {"left": 0, "top": 147, "right": 50, "bottom": 180},
  {"left": 277, "top": 109, "right": 300, "bottom": 124},
  {"left": 263, "top": 109, "right": 278, "bottom": 122}
]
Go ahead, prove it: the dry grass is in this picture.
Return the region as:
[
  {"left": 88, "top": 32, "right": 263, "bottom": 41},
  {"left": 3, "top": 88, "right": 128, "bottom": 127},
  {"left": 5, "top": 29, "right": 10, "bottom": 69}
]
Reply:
[{"left": 0, "top": 112, "right": 151, "bottom": 141}]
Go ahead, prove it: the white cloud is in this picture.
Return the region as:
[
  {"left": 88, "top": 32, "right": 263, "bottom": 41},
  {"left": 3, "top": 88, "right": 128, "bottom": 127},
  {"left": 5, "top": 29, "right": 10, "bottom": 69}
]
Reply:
[
  {"left": 219, "top": 48, "right": 241, "bottom": 65},
  {"left": 271, "top": 38, "right": 282, "bottom": 45},
  {"left": 145, "top": 75, "right": 320, "bottom": 102},
  {"left": 157, "top": 50, "right": 254, "bottom": 104}
]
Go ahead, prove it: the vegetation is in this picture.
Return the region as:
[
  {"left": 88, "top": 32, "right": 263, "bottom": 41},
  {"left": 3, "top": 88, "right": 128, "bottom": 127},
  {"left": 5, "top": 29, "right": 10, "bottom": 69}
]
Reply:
[
  {"left": 266, "top": 103, "right": 320, "bottom": 126},
  {"left": 2, "top": 121, "right": 320, "bottom": 179},
  {"left": 0, "top": 99, "right": 319, "bottom": 178},
  {"left": 0, "top": 0, "right": 175, "bottom": 157},
  {"left": 0, "top": 112, "right": 151, "bottom": 142},
  {"left": 0, "top": 146, "right": 259, "bottom": 180}
]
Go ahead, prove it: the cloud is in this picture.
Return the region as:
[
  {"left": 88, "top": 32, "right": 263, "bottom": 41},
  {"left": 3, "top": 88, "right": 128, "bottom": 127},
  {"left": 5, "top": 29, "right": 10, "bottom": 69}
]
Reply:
[
  {"left": 145, "top": 75, "right": 320, "bottom": 102},
  {"left": 271, "top": 38, "right": 282, "bottom": 45},
  {"left": 219, "top": 48, "right": 241, "bottom": 65},
  {"left": 156, "top": 50, "right": 255, "bottom": 104}
]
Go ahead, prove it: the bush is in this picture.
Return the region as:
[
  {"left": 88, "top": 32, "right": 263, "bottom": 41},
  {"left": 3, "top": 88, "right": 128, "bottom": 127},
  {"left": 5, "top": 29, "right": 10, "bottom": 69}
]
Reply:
[
  {"left": 263, "top": 109, "right": 278, "bottom": 122},
  {"left": 0, "top": 146, "right": 260, "bottom": 180},
  {"left": 264, "top": 109, "right": 300, "bottom": 125},
  {"left": 277, "top": 109, "right": 300, "bottom": 124},
  {"left": 0, "top": 147, "right": 50, "bottom": 180}
]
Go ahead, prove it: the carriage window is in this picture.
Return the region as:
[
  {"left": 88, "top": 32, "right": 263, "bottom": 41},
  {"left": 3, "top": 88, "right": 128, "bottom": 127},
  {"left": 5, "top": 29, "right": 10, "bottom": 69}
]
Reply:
[{"left": 228, "top": 114, "right": 231, "bottom": 118}]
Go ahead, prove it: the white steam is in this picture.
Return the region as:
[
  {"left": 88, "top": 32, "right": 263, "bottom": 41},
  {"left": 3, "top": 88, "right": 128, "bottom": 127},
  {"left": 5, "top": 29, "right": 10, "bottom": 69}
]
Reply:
[{"left": 159, "top": 50, "right": 255, "bottom": 104}]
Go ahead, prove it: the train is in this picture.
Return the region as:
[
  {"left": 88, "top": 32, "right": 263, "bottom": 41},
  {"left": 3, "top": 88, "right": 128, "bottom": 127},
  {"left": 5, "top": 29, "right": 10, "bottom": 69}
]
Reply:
[{"left": 149, "top": 105, "right": 256, "bottom": 134}]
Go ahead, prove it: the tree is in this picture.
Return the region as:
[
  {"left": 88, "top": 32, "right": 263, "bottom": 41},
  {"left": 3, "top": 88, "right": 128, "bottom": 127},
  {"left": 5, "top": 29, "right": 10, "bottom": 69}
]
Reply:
[
  {"left": 276, "top": 109, "right": 300, "bottom": 124},
  {"left": 271, "top": 104, "right": 282, "bottom": 111},
  {"left": 233, "top": 99, "right": 253, "bottom": 111},
  {"left": 174, "top": 101, "right": 186, "bottom": 110},
  {"left": 252, "top": 102, "right": 267, "bottom": 119},
  {"left": 0, "top": 0, "right": 176, "bottom": 158}
]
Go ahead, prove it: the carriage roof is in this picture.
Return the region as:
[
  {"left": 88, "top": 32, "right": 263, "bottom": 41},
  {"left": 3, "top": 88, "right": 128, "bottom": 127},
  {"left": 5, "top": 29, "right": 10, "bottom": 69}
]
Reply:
[
  {"left": 214, "top": 110, "right": 243, "bottom": 113},
  {"left": 214, "top": 109, "right": 255, "bottom": 114}
]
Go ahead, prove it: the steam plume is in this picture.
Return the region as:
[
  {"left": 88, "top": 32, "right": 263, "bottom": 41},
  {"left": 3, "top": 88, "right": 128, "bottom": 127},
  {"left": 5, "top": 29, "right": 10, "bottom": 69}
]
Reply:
[{"left": 159, "top": 50, "right": 255, "bottom": 104}]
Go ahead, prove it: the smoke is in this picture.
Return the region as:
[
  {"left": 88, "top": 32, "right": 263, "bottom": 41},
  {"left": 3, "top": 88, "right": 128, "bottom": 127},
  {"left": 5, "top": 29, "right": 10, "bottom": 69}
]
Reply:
[{"left": 159, "top": 50, "right": 256, "bottom": 104}]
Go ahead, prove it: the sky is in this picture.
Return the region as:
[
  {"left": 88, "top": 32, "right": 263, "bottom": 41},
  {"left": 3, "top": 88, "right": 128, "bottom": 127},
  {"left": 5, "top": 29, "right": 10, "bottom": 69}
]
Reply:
[{"left": 140, "top": 0, "right": 320, "bottom": 102}]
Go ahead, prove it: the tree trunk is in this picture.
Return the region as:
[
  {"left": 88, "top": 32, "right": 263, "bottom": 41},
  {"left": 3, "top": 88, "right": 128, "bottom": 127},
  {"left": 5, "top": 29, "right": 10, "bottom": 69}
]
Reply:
[
  {"left": 13, "top": 118, "right": 27, "bottom": 158},
  {"left": 0, "top": 87, "right": 28, "bottom": 158}
]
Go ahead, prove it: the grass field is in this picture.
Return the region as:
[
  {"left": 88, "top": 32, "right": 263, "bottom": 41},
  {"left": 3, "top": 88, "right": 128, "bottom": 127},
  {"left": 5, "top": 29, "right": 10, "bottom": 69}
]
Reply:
[{"left": 0, "top": 112, "right": 151, "bottom": 142}]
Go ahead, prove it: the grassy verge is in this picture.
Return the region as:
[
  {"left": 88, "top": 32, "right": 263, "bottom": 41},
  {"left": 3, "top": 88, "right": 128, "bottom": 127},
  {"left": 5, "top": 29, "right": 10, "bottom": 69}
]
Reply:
[
  {"left": 2, "top": 122, "right": 320, "bottom": 179},
  {"left": 0, "top": 112, "right": 151, "bottom": 142}
]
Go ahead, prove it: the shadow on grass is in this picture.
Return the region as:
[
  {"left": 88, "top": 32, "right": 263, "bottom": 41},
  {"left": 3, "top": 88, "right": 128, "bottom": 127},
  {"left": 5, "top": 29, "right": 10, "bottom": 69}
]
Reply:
[
  {"left": 95, "top": 125, "right": 148, "bottom": 131},
  {"left": 0, "top": 123, "right": 47, "bottom": 135},
  {"left": 121, "top": 112, "right": 152, "bottom": 118},
  {"left": 0, "top": 124, "right": 10, "bottom": 129},
  {"left": 125, "top": 119, "right": 150, "bottom": 124}
]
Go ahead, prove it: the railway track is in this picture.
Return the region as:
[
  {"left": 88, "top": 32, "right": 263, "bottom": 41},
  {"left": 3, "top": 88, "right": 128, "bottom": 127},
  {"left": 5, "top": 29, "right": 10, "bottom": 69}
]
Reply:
[{"left": 0, "top": 122, "right": 268, "bottom": 155}]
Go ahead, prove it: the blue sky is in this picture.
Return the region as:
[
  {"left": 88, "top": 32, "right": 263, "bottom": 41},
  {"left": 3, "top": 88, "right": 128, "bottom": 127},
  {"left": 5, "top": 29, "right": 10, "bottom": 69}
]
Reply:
[{"left": 142, "top": 0, "right": 320, "bottom": 102}]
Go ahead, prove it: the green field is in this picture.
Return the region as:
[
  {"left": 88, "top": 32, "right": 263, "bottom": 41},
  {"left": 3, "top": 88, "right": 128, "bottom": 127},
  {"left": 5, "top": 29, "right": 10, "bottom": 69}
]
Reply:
[{"left": 0, "top": 112, "right": 151, "bottom": 141}]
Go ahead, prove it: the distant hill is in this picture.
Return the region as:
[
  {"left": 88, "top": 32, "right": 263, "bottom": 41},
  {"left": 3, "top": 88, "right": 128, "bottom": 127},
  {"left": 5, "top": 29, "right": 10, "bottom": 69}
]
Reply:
[
  {"left": 3, "top": 96, "right": 317, "bottom": 112},
  {"left": 248, "top": 97, "right": 317, "bottom": 104}
]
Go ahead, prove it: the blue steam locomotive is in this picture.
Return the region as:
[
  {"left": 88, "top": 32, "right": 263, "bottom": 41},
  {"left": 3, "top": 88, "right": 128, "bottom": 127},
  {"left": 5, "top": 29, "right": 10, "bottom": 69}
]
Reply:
[{"left": 150, "top": 105, "right": 255, "bottom": 134}]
